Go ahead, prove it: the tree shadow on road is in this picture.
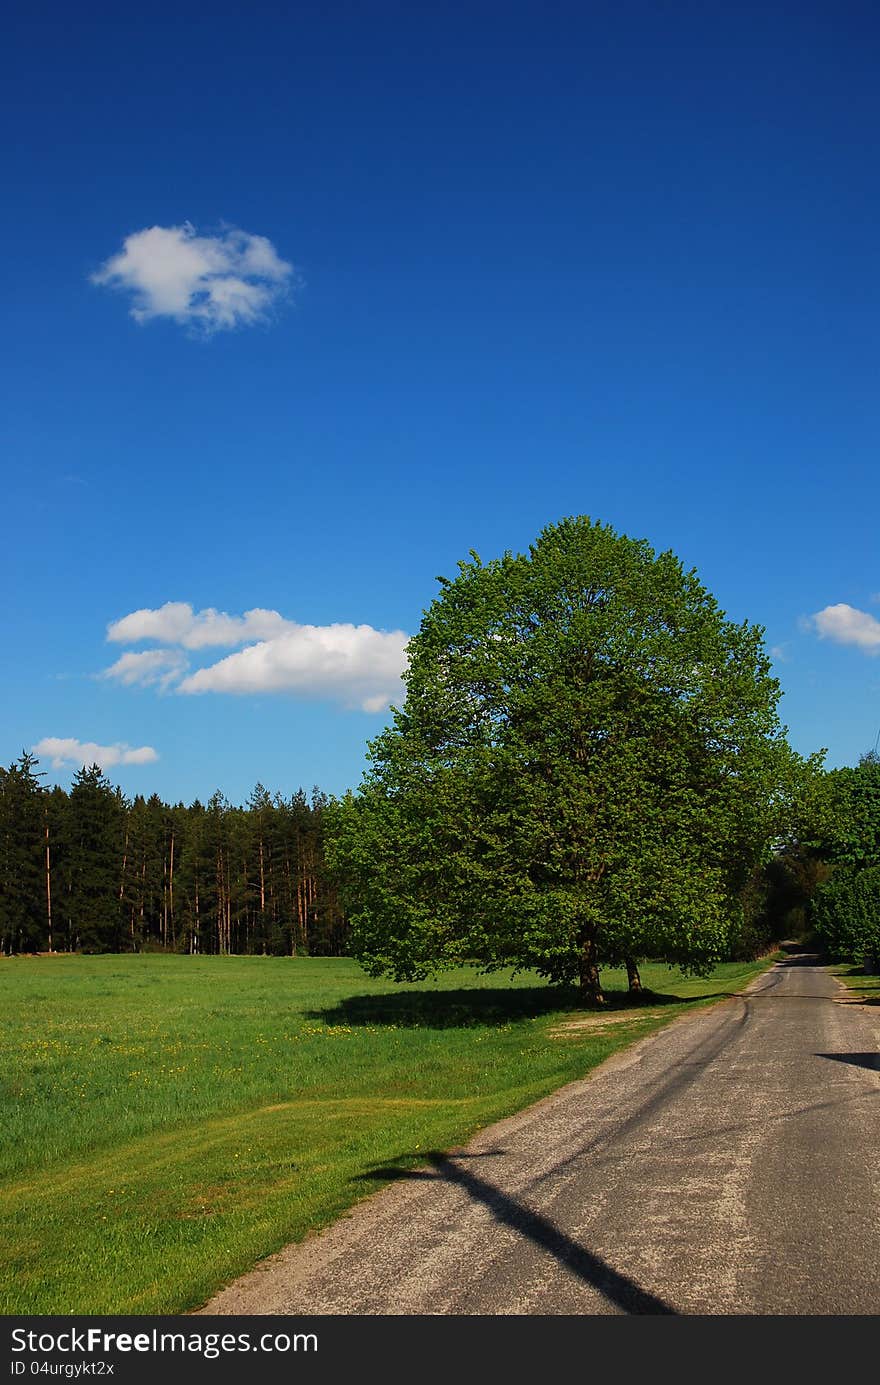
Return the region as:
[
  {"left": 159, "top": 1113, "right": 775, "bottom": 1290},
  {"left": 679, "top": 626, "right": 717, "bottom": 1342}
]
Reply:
[
  {"left": 356, "top": 1150, "right": 676, "bottom": 1315},
  {"left": 816, "top": 1052, "right": 880, "bottom": 1072}
]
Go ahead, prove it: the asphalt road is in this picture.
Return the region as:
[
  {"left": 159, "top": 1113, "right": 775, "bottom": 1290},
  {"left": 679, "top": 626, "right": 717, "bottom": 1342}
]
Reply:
[{"left": 201, "top": 954, "right": 880, "bottom": 1315}]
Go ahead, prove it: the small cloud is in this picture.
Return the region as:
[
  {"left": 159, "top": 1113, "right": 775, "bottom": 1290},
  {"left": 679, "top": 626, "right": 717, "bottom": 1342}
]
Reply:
[
  {"left": 33, "top": 737, "right": 159, "bottom": 770},
  {"left": 769, "top": 644, "right": 789, "bottom": 663},
  {"left": 91, "top": 223, "right": 293, "bottom": 334},
  {"left": 810, "top": 603, "right": 880, "bottom": 654},
  {"left": 101, "top": 648, "right": 189, "bottom": 689},
  {"left": 107, "top": 602, "right": 291, "bottom": 650},
  {"left": 177, "top": 623, "right": 409, "bottom": 712}
]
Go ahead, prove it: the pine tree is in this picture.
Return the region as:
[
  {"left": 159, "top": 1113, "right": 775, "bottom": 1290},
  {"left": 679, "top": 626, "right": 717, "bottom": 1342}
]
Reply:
[
  {"left": 0, "top": 753, "right": 46, "bottom": 952},
  {"left": 67, "top": 765, "right": 126, "bottom": 952}
]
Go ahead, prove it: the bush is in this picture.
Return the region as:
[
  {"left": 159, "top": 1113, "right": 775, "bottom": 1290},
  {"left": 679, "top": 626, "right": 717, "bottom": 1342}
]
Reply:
[{"left": 811, "top": 864, "right": 880, "bottom": 968}]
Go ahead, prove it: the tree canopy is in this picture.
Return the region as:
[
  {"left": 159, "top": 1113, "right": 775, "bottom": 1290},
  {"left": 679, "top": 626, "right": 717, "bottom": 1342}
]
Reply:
[
  {"left": 809, "top": 752, "right": 880, "bottom": 968},
  {"left": 327, "top": 516, "right": 820, "bottom": 1002}
]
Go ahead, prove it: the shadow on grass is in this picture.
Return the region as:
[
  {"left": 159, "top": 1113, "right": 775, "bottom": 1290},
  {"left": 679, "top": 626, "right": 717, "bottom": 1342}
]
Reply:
[
  {"left": 309, "top": 984, "right": 711, "bottom": 1029},
  {"left": 355, "top": 1150, "right": 676, "bottom": 1314},
  {"left": 831, "top": 964, "right": 880, "bottom": 1003},
  {"left": 835, "top": 983, "right": 880, "bottom": 1005}
]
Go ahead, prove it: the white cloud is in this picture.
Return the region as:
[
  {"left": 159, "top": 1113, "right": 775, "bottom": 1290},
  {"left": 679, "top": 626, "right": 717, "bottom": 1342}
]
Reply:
[
  {"left": 810, "top": 603, "right": 880, "bottom": 653},
  {"left": 33, "top": 738, "right": 159, "bottom": 770},
  {"left": 91, "top": 223, "right": 293, "bottom": 333},
  {"left": 177, "top": 623, "right": 409, "bottom": 711},
  {"left": 102, "top": 602, "right": 410, "bottom": 711},
  {"left": 101, "top": 648, "right": 189, "bottom": 689},
  {"left": 107, "top": 602, "right": 292, "bottom": 650}
]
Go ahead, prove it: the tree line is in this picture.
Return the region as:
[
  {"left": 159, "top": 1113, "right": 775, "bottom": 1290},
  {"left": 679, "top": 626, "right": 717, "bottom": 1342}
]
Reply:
[
  {"left": 4, "top": 516, "right": 872, "bottom": 992},
  {"left": 0, "top": 758, "right": 347, "bottom": 957}
]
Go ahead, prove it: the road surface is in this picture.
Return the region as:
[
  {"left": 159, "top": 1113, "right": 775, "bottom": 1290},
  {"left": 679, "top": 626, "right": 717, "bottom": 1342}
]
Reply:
[{"left": 200, "top": 954, "right": 880, "bottom": 1315}]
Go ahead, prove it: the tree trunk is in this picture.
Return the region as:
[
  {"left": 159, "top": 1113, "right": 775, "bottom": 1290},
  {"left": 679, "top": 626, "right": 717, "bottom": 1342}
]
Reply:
[
  {"left": 45, "top": 816, "right": 52, "bottom": 953},
  {"left": 168, "top": 830, "right": 174, "bottom": 946},
  {"left": 625, "top": 957, "right": 643, "bottom": 995},
  {"left": 578, "top": 932, "right": 605, "bottom": 1006},
  {"left": 285, "top": 848, "right": 296, "bottom": 955},
  {"left": 259, "top": 836, "right": 265, "bottom": 914},
  {"left": 119, "top": 831, "right": 128, "bottom": 905},
  {"left": 139, "top": 846, "right": 146, "bottom": 950}
]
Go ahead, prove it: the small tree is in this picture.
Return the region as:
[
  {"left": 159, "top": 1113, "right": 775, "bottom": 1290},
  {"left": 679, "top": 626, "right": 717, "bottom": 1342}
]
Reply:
[{"left": 327, "top": 517, "right": 818, "bottom": 1003}]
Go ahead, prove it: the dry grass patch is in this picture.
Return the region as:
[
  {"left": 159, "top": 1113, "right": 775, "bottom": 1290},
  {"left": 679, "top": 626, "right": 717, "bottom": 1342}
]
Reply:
[{"left": 549, "top": 1011, "right": 648, "bottom": 1035}]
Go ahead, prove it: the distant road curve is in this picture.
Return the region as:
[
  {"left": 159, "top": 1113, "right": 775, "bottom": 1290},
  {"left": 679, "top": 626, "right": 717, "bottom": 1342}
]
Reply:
[{"left": 200, "top": 953, "right": 880, "bottom": 1315}]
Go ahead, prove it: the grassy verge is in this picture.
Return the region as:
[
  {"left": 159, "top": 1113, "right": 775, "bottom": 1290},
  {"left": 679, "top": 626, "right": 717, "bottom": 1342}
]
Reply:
[
  {"left": 828, "top": 962, "right": 880, "bottom": 1003},
  {"left": 0, "top": 952, "right": 773, "bottom": 1314}
]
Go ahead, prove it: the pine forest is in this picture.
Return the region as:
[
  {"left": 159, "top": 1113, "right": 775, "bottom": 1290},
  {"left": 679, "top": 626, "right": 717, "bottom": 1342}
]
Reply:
[{"left": 0, "top": 754, "right": 347, "bottom": 957}]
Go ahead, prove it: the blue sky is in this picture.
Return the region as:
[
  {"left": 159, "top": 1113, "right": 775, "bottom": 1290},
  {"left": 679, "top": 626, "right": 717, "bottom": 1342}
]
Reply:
[{"left": 2, "top": 1, "right": 878, "bottom": 804}]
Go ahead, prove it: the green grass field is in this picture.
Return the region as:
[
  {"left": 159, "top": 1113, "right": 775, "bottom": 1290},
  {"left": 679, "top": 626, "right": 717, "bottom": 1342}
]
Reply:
[{"left": 0, "top": 952, "right": 773, "bottom": 1314}]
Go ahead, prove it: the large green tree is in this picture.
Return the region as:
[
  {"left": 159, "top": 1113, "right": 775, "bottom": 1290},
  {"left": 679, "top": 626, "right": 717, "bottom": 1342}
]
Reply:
[{"left": 327, "top": 516, "right": 819, "bottom": 1002}]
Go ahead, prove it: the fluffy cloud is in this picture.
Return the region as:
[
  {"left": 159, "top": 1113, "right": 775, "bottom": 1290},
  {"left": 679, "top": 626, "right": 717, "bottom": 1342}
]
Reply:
[
  {"left": 811, "top": 603, "right": 880, "bottom": 653},
  {"left": 33, "top": 738, "right": 159, "bottom": 770},
  {"left": 91, "top": 223, "right": 293, "bottom": 333},
  {"left": 177, "top": 623, "right": 409, "bottom": 711},
  {"left": 107, "top": 602, "right": 292, "bottom": 650},
  {"left": 101, "top": 648, "right": 189, "bottom": 688},
  {"left": 102, "top": 602, "right": 410, "bottom": 711}
]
